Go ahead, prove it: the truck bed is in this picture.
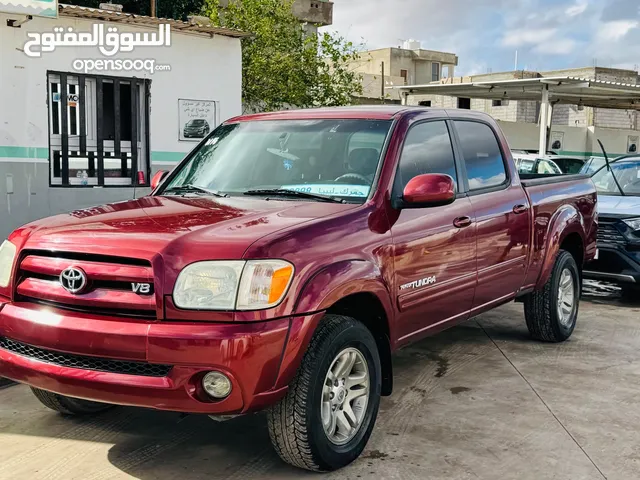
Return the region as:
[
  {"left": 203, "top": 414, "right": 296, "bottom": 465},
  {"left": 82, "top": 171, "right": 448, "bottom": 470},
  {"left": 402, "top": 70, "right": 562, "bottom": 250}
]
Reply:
[
  {"left": 519, "top": 173, "right": 591, "bottom": 187},
  {"left": 519, "top": 173, "right": 598, "bottom": 289}
]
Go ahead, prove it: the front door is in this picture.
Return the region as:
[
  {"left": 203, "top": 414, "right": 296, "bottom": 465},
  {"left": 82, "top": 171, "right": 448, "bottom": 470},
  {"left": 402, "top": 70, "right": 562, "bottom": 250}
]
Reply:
[
  {"left": 452, "top": 120, "right": 531, "bottom": 311},
  {"left": 391, "top": 120, "right": 477, "bottom": 343}
]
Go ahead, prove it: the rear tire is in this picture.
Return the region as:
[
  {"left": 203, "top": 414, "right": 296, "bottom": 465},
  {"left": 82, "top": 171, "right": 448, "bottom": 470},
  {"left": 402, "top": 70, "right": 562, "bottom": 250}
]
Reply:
[
  {"left": 524, "top": 250, "right": 580, "bottom": 342},
  {"left": 31, "top": 387, "right": 113, "bottom": 415},
  {"left": 267, "top": 314, "right": 381, "bottom": 472}
]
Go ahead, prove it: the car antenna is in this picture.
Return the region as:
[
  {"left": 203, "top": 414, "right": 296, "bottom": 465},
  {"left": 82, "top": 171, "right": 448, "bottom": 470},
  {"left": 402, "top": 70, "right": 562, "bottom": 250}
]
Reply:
[{"left": 597, "top": 139, "right": 625, "bottom": 196}]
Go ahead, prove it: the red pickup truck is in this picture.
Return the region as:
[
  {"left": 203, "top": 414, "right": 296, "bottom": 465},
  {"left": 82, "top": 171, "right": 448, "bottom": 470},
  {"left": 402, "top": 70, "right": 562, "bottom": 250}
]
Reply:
[{"left": 0, "top": 107, "right": 597, "bottom": 471}]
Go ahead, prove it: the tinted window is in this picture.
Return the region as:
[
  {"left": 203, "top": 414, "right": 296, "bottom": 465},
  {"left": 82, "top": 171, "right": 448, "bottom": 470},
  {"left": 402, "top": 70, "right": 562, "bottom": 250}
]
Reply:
[
  {"left": 396, "top": 121, "right": 457, "bottom": 191},
  {"left": 455, "top": 121, "right": 507, "bottom": 190}
]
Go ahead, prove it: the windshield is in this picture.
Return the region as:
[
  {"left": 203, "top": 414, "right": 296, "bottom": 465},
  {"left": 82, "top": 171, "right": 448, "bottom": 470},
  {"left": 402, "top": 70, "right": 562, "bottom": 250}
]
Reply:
[
  {"left": 162, "top": 119, "right": 392, "bottom": 203},
  {"left": 591, "top": 160, "right": 640, "bottom": 196}
]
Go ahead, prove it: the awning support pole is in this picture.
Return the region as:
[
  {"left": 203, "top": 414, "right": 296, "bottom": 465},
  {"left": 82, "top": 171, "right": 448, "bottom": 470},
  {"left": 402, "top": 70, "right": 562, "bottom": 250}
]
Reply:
[{"left": 539, "top": 85, "right": 550, "bottom": 155}]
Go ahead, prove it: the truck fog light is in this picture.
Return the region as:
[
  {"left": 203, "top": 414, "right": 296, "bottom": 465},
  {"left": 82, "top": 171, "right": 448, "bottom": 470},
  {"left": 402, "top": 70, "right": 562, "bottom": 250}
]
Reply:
[{"left": 202, "top": 371, "right": 232, "bottom": 399}]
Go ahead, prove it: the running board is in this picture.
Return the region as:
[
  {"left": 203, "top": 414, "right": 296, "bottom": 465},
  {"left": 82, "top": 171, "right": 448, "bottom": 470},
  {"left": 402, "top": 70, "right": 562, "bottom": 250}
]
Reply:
[{"left": 583, "top": 271, "right": 637, "bottom": 283}]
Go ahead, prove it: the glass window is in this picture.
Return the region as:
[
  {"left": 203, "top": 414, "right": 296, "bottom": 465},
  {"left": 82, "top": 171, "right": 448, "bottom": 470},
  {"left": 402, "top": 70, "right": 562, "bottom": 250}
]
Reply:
[
  {"left": 431, "top": 63, "right": 440, "bottom": 82},
  {"left": 591, "top": 160, "right": 640, "bottom": 196},
  {"left": 163, "top": 119, "right": 393, "bottom": 203},
  {"left": 48, "top": 73, "right": 149, "bottom": 187},
  {"left": 455, "top": 121, "right": 507, "bottom": 190},
  {"left": 395, "top": 121, "right": 457, "bottom": 192}
]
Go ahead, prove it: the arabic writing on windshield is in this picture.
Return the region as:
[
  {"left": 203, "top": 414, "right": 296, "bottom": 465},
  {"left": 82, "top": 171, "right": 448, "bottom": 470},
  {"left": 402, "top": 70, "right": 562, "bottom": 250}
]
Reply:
[{"left": 282, "top": 184, "right": 370, "bottom": 198}]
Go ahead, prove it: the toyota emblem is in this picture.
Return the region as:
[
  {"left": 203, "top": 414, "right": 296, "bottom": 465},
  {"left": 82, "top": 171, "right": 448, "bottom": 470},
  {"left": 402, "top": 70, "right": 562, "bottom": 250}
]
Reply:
[{"left": 59, "top": 267, "right": 88, "bottom": 294}]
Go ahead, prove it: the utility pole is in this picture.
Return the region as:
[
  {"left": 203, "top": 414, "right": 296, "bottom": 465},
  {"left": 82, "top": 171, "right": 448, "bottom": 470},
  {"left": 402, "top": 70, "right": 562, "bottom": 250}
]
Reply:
[
  {"left": 381, "top": 61, "right": 385, "bottom": 104},
  {"left": 151, "top": 0, "right": 156, "bottom": 17}
]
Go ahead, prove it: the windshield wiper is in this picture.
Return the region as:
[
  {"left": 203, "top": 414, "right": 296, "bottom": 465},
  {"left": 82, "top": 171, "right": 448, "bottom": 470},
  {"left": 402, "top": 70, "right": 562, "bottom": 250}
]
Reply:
[
  {"left": 598, "top": 140, "right": 625, "bottom": 196},
  {"left": 163, "top": 184, "right": 228, "bottom": 198},
  {"left": 244, "top": 189, "right": 346, "bottom": 204}
]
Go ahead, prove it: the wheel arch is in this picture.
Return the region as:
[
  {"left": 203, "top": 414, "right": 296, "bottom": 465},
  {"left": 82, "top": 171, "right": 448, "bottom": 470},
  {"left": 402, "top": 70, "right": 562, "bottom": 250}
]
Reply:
[
  {"left": 535, "top": 205, "right": 585, "bottom": 290},
  {"left": 326, "top": 293, "right": 393, "bottom": 396},
  {"left": 274, "top": 260, "right": 395, "bottom": 395}
]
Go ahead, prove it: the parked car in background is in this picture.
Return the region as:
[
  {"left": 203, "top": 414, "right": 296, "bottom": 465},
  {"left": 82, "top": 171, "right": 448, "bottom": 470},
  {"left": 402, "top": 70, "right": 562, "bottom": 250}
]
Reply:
[
  {"left": 0, "top": 107, "right": 597, "bottom": 472},
  {"left": 183, "top": 119, "right": 211, "bottom": 138},
  {"left": 550, "top": 156, "right": 587, "bottom": 174},
  {"left": 514, "top": 153, "right": 587, "bottom": 176},
  {"left": 583, "top": 156, "right": 640, "bottom": 297},
  {"left": 579, "top": 155, "right": 640, "bottom": 176},
  {"left": 512, "top": 149, "right": 558, "bottom": 156},
  {"left": 580, "top": 157, "right": 605, "bottom": 175},
  {"left": 514, "top": 155, "right": 563, "bottom": 175}
]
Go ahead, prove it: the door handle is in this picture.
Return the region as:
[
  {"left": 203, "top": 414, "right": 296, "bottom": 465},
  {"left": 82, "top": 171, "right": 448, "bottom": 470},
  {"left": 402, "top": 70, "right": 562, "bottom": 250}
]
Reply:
[
  {"left": 453, "top": 216, "right": 472, "bottom": 228},
  {"left": 513, "top": 204, "right": 527, "bottom": 215}
]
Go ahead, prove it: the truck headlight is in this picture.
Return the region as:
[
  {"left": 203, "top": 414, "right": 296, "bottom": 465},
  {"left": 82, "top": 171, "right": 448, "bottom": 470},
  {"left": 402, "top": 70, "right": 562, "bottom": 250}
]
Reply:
[
  {"left": 0, "top": 240, "right": 17, "bottom": 289},
  {"left": 173, "top": 260, "right": 294, "bottom": 311},
  {"left": 623, "top": 217, "right": 640, "bottom": 232}
]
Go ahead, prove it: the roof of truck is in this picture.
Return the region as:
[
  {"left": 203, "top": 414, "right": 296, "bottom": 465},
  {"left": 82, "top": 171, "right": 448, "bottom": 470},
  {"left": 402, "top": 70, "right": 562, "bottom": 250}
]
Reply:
[{"left": 226, "top": 106, "right": 495, "bottom": 123}]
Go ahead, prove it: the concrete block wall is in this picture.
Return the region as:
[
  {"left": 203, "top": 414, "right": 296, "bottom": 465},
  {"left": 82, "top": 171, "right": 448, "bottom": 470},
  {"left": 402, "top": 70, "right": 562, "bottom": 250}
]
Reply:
[
  {"left": 517, "top": 101, "right": 539, "bottom": 124},
  {"left": 552, "top": 104, "right": 589, "bottom": 127},
  {"left": 593, "top": 68, "right": 638, "bottom": 131}
]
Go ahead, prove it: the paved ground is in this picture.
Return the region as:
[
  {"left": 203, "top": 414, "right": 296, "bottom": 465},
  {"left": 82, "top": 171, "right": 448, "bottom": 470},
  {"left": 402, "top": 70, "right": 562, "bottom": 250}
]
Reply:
[{"left": 1, "top": 284, "right": 639, "bottom": 480}]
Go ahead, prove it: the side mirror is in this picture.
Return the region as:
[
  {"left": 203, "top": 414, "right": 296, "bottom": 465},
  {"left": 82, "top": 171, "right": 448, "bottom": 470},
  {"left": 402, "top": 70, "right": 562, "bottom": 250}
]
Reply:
[
  {"left": 401, "top": 173, "right": 455, "bottom": 208},
  {"left": 151, "top": 170, "right": 169, "bottom": 191}
]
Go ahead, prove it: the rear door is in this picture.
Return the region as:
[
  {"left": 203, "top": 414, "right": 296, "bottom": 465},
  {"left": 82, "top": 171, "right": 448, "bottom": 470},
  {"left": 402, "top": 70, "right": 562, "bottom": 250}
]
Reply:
[
  {"left": 451, "top": 119, "right": 531, "bottom": 312},
  {"left": 391, "top": 119, "right": 477, "bottom": 343}
]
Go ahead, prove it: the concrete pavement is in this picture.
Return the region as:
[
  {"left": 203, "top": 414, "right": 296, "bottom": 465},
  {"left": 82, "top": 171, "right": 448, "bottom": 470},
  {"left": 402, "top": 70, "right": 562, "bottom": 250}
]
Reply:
[{"left": 1, "top": 289, "right": 639, "bottom": 479}]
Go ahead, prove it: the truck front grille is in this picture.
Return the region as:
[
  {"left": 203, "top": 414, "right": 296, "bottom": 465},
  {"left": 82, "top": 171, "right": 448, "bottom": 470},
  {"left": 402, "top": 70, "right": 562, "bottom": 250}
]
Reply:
[
  {"left": 0, "top": 337, "right": 172, "bottom": 377},
  {"left": 15, "top": 252, "right": 157, "bottom": 319},
  {"left": 597, "top": 223, "right": 627, "bottom": 248}
]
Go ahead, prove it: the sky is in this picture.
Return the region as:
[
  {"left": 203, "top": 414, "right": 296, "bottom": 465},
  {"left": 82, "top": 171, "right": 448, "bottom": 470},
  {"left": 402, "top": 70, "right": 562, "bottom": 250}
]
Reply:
[{"left": 326, "top": 0, "right": 640, "bottom": 75}]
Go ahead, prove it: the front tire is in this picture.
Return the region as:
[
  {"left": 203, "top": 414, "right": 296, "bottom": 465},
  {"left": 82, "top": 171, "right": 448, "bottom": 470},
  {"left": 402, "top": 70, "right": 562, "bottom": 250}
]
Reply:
[
  {"left": 31, "top": 387, "right": 113, "bottom": 415},
  {"left": 524, "top": 250, "right": 580, "bottom": 342},
  {"left": 267, "top": 315, "right": 381, "bottom": 472}
]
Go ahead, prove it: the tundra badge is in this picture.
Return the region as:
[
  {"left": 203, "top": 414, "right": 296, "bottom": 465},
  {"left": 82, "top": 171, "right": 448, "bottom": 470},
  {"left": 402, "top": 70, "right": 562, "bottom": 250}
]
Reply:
[{"left": 400, "top": 276, "right": 437, "bottom": 291}]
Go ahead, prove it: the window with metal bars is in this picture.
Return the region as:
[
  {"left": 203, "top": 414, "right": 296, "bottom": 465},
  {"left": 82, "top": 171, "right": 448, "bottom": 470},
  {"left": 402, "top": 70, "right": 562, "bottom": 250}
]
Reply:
[{"left": 47, "top": 71, "right": 151, "bottom": 187}]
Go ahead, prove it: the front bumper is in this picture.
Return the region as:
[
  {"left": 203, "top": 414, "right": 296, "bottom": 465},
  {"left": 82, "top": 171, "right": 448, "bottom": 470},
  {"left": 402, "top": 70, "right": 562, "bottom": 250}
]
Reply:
[{"left": 0, "top": 301, "right": 296, "bottom": 414}]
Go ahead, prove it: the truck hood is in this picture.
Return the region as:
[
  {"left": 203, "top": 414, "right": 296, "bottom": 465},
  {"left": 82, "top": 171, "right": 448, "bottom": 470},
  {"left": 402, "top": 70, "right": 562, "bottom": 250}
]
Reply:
[
  {"left": 14, "top": 195, "right": 356, "bottom": 264},
  {"left": 598, "top": 195, "right": 640, "bottom": 217}
]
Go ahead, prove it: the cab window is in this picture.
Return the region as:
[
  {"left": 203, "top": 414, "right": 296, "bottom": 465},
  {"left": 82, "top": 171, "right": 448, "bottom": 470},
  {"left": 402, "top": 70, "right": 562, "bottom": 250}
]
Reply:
[
  {"left": 395, "top": 121, "right": 458, "bottom": 192},
  {"left": 455, "top": 121, "right": 507, "bottom": 190}
]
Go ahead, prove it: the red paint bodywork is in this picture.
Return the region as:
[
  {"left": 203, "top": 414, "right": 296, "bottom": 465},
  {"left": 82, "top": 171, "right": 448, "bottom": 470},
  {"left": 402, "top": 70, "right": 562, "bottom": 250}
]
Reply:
[{"left": 0, "top": 107, "right": 597, "bottom": 414}]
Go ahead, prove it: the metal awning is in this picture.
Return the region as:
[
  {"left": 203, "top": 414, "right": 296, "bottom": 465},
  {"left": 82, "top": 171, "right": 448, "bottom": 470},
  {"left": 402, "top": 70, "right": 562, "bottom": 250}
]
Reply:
[
  {"left": 392, "top": 76, "right": 640, "bottom": 110},
  {"left": 59, "top": 4, "right": 250, "bottom": 38},
  {"left": 391, "top": 76, "right": 640, "bottom": 155}
]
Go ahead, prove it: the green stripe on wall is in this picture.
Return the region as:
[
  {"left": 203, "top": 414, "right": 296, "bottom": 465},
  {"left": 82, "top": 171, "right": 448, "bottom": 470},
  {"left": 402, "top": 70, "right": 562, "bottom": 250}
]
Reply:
[
  {"left": 0, "top": 146, "right": 188, "bottom": 163},
  {"left": 151, "top": 151, "right": 187, "bottom": 162},
  {"left": 3, "top": 147, "right": 630, "bottom": 164},
  {"left": 0, "top": 146, "right": 49, "bottom": 159}
]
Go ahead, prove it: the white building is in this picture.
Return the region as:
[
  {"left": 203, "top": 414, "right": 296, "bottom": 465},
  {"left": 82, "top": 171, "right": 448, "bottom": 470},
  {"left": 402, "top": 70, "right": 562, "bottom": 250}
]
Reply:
[{"left": 0, "top": 3, "right": 245, "bottom": 239}]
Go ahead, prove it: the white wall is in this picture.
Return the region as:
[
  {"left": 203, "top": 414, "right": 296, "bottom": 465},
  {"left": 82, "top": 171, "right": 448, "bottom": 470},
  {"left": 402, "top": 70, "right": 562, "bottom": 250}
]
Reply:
[
  {"left": 0, "top": 12, "right": 242, "bottom": 239},
  {"left": 0, "top": 13, "right": 242, "bottom": 164},
  {"left": 497, "top": 121, "right": 636, "bottom": 157}
]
